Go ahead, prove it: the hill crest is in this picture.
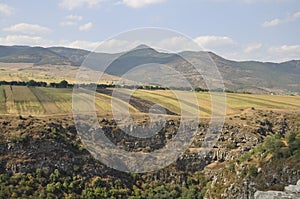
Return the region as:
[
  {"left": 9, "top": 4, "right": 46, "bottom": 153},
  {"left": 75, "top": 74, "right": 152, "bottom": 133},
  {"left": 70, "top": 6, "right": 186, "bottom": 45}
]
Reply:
[{"left": 0, "top": 45, "right": 299, "bottom": 94}]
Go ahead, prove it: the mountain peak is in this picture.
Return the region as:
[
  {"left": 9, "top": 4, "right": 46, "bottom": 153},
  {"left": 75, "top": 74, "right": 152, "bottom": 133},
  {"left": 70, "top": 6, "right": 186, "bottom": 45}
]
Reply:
[{"left": 133, "top": 44, "right": 152, "bottom": 50}]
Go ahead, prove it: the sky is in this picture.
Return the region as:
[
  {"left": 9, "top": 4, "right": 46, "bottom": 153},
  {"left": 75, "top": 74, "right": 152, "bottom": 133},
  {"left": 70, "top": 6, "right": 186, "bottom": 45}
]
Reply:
[{"left": 0, "top": 0, "right": 299, "bottom": 62}]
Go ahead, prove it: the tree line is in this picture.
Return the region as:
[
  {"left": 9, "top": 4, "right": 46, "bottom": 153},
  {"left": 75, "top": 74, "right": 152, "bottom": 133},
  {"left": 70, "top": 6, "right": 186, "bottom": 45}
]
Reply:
[
  {"left": 0, "top": 80, "right": 251, "bottom": 93},
  {"left": 0, "top": 80, "right": 72, "bottom": 88}
]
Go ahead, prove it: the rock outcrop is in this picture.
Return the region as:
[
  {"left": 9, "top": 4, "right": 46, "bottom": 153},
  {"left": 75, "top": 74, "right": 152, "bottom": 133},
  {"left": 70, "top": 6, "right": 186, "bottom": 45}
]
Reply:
[{"left": 254, "top": 180, "right": 300, "bottom": 199}]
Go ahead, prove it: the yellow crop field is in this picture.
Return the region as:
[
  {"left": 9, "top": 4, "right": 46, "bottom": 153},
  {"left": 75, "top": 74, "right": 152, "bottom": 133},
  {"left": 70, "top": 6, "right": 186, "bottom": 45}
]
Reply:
[
  {"left": 0, "top": 86, "right": 7, "bottom": 113},
  {"left": 0, "top": 86, "right": 300, "bottom": 117},
  {"left": 37, "top": 87, "right": 73, "bottom": 113},
  {"left": 11, "top": 86, "right": 44, "bottom": 115},
  {"left": 3, "top": 85, "right": 16, "bottom": 114}
]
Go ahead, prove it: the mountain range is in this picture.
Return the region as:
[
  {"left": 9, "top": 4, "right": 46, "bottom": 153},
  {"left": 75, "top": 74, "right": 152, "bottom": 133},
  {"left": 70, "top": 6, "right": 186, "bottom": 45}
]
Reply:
[{"left": 0, "top": 45, "right": 299, "bottom": 94}]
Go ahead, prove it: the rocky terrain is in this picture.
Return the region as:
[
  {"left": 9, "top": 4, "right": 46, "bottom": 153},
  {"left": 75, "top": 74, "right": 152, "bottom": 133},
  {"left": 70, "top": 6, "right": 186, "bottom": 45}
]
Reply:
[
  {"left": 0, "top": 110, "right": 299, "bottom": 198},
  {"left": 255, "top": 180, "right": 300, "bottom": 199}
]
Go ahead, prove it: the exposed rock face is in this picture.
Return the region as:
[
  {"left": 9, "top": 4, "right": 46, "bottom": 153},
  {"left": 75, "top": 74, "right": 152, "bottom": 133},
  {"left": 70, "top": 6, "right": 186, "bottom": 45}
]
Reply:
[
  {"left": 254, "top": 180, "right": 300, "bottom": 199},
  {"left": 207, "top": 111, "right": 300, "bottom": 199},
  {"left": 0, "top": 110, "right": 299, "bottom": 198},
  {"left": 219, "top": 163, "right": 300, "bottom": 199},
  {"left": 285, "top": 180, "right": 300, "bottom": 194}
]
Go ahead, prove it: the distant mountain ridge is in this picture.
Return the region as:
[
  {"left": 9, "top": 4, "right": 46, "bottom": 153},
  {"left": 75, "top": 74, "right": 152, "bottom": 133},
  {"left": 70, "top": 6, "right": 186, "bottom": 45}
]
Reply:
[
  {"left": 0, "top": 45, "right": 299, "bottom": 94},
  {"left": 0, "top": 45, "right": 89, "bottom": 66}
]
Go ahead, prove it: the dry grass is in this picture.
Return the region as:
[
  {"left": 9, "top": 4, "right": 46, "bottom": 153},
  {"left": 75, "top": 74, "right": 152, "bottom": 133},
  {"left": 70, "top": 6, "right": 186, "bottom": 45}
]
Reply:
[
  {"left": 11, "top": 86, "right": 44, "bottom": 114},
  {"left": 37, "top": 87, "right": 73, "bottom": 113},
  {"left": 0, "top": 86, "right": 7, "bottom": 113},
  {"left": 29, "top": 87, "right": 60, "bottom": 114},
  {"left": 0, "top": 62, "right": 121, "bottom": 84},
  {"left": 115, "top": 89, "right": 300, "bottom": 117},
  {"left": 0, "top": 86, "right": 300, "bottom": 117},
  {"left": 94, "top": 92, "right": 139, "bottom": 114},
  {"left": 3, "top": 85, "right": 17, "bottom": 114}
]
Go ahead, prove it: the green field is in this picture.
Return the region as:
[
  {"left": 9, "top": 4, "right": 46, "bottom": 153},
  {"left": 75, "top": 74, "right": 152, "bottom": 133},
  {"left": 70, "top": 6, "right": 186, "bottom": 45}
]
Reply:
[{"left": 0, "top": 86, "right": 300, "bottom": 116}]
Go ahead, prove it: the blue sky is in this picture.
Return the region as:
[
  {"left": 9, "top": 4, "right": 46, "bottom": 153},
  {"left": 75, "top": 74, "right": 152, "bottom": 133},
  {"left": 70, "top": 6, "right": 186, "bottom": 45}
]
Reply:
[{"left": 0, "top": 0, "right": 299, "bottom": 62}]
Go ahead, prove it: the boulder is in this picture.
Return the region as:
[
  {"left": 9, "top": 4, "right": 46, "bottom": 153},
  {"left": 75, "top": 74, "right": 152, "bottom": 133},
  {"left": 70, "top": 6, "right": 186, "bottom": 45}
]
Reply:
[{"left": 254, "top": 180, "right": 300, "bottom": 199}]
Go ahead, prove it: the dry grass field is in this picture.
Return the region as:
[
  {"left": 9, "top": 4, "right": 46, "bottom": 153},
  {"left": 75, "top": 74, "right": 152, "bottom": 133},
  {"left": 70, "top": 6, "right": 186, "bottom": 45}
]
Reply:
[
  {"left": 0, "top": 86, "right": 7, "bottom": 114},
  {"left": 0, "top": 86, "right": 299, "bottom": 117},
  {"left": 0, "top": 62, "right": 120, "bottom": 84}
]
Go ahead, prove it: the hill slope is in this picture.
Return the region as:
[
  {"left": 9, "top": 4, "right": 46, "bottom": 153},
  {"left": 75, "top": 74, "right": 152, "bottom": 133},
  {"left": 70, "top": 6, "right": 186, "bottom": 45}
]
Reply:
[{"left": 0, "top": 45, "right": 300, "bottom": 94}]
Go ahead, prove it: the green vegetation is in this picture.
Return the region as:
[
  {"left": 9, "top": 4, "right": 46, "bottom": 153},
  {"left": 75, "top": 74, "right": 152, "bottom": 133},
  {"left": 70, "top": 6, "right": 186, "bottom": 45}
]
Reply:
[
  {"left": 0, "top": 80, "right": 70, "bottom": 88},
  {"left": 0, "top": 122, "right": 210, "bottom": 198},
  {"left": 0, "top": 171, "right": 210, "bottom": 199},
  {"left": 238, "top": 130, "right": 300, "bottom": 164},
  {"left": 208, "top": 129, "right": 300, "bottom": 198}
]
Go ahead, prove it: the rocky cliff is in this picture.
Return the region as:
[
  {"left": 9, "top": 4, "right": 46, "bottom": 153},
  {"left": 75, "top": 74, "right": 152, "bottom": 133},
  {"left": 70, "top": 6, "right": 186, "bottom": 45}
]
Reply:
[{"left": 0, "top": 110, "right": 299, "bottom": 198}]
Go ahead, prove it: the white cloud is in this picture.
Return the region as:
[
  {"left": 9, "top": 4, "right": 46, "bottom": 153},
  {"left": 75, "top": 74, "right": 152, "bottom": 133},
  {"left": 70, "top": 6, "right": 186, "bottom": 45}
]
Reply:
[
  {"left": 119, "top": 0, "right": 166, "bottom": 8},
  {"left": 0, "top": 35, "right": 49, "bottom": 46},
  {"left": 211, "top": 0, "right": 290, "bottom": 3},
  {"left": 241, "top": 0, "right": 285, "bottom": 3},
  {"left": 286, "top": 11, "right": 300, "bottom": 22},
  {"left": 60, "top": 15, "right": 83, "bottom": 26},
  {"left": 0, "top": 34, "right": 101, "bottom": 51},
  {"left": 292, "top": 11, "right": 300, "bottom": 18},
  {"left": 194, "top": 36, "right": 236, "bottom": 50},
  {"left": 65, "top": 40, "right": 101, "bottom": 50},
  {"left": 158, "top": 36, "right": 200, "bottom": 52},
  {"left": 262, "top": 18, "right": 281, "bottom": 27},
  {"left": 262, "top": 11, "right": 300, "bottom": 28},
  {"left": 66, "top": 14, "right": 83, "bottom": 21},
  {"left": 3, "top": 23, "right": 51, "bottom": 35},
  {"left": 0, "top": 3, "right": 14, "bottom": 16},
  {"left": 268, "top": 45, "right": 300, "bottom": 60},
  {"left": 94, "top": 39, "right": 140, "bottom": 53},
  {"left": 60, "top": 21, "right": 77, "bottom": 27},
  {"left": 210, "top": 42, "right": 300, "bottom": 62},
  {"left": 79, "top": 22, "right": 93, "bottom": 31},
  {"left": 192, "top": 35, "right": 299, "bottom": 62},
  {"left": 244, "top": 43, "right": 262, "bottom": 53},
  {"left": 59, "top": 0, "right": 104, "bottom": 10},
  {"left": 192, "top": 35, "right": 289, "bottom": 62}
]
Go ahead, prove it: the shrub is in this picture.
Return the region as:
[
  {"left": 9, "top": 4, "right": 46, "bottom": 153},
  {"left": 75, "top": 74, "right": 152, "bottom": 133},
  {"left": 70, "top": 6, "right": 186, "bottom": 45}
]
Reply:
[{"left": 249, "top": 166, "right": 258, "bottom": 177}]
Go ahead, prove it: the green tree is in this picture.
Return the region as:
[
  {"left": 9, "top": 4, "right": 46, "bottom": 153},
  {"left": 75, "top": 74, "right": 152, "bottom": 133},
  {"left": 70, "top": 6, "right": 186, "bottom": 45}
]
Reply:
[{"left": 59, "top": 80, "right": 69, "bottom": 88}]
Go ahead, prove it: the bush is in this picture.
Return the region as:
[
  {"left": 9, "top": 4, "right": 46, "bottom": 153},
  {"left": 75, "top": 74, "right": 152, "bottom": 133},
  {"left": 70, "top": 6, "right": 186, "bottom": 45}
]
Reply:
[
  {"left": 287, "top": 131, "right": 297, "bottom": 144},
  {"left": 92, "top": 177, "right": 105, "bottom": 188},
  {"left": 274, "top": 134, "right": 282, "bottom": 139},
  {"left": 263, "top": 137, "right": 285, "bottom": 154},
  {"left": 249, "top": 166, "right": 258, "bottom": 177},
  {"left": 46, "top": 183, "right": 56, "bottom": 193},
  {"left": 289, "top": 138, "right": 300, "bottom": 152}
]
